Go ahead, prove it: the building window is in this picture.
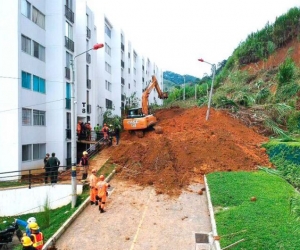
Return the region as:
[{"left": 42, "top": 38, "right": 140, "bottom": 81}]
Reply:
[
  {"left": 22, "top": 108, "right": 32, "bottom": 125},
  {"left": 32, "top": 6, "right": 45, "bottom": 29},
  {"left": 128, "top": 68, "right": 130, "bottom": 74},
  {"left": 33, "top": 75, "right": 46, "bottom": 93},
  {"left": 106, "top": 99, "right": 113, "bottom": 109},
  {"left": 33, "top": 143, "right": 46, "bottom": 160},
  {"left": 128, "top": 83, "right": 130, "bottom": 89},
  {"left": 65, "top": 21, "right": 73, "bottom": 40},
  {"left": 66, "top": 0, "right": 73, "bottom": 9},
  {"left": 134, "top": 80, "right": 136, "bottom": 87},
  {"left": 22, "top": 144, "right": 32, "bottom": 161},
  {"left": 105, "top": 62, "right": 111, "bottom": 74},
  {"left": 21, "top": 0, "right": 31, "bottom": 18},
  {"left": 105, "top": 43, "right": 111, "bottom": 56},
  {"left": 105, "top": 24, "right": 111, "bottom": 38},
  {"left": 134, "top": 68, "right": 136, "bottom": 75},
  {"left": 67, "top": 112, "right": 71, "bottom": 129},
  {"left": 105, "top": 80, "right": 112, "bottom": 91},
  {"left": 22, "top": 71, "right": 31, "bottom": 89},
  {"left": 66, "top": 51, "right": 72, "bottom": 68},
  {"left": 33, "top": 110, "right": 46, "bottom": 126},
  {"left": 33, "top": 41, "right": 45, "bottom": 61},
  {"left": 21, "top": 35, "right": 31, "bottom": 55}
]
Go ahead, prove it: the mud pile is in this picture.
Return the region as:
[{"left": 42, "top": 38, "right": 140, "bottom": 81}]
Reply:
[{"left": 105, "top": 106, "right": 272, "bottom": 196}]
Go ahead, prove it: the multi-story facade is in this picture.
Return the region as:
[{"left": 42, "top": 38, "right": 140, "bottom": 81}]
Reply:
[{"left": 0, "top": 0, "right": 164, "bottom": 175}]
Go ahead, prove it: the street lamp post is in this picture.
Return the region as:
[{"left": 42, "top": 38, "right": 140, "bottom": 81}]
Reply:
[
  {"left": 183, "top": 75, "right": 186, "bottom": 100},
  {"left": 70, "top": 43, "right": 104, "bottom": 208},
  {"left": 198, "top": 58, "right": 216, "bottom": 121}
]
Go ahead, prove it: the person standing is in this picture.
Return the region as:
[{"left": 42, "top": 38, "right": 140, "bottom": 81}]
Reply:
[
  {"left": 94, "top": 123, "right": 100, "bottom": 140},
  {"left": 89, "top": 169, "right": 98, "bottom": 205},
  {"left": 15, "top": 217, "right": 39, "bottom": 237},
  {"left": 43, "top": 153, "right": 50, "bottom": 184},
  {"left": 48, "top": 153, "right": 60, "bottom": 185},
  {"left": 96, "top": 175, "right": 110, "bottom": 213},
  {"left": 77, "top": 120, "right": 82, "bottom": 140},
  {"left": 114, "top": 126, "right": 120, "bottom": 146},
  {"left": 102, "top": 123, "right": 109, "bottom": 142},
  {"left": 28, "top": 222, "right": 43, "bottom": 250},
  {"left": 79, "top": 151, "right": 89, "bottom": 181},
  {"left": 86, "top": 121, "right": 92, "bottom": 141}
]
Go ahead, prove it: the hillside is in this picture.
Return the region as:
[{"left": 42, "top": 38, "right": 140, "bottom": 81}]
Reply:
[{"left": 106, "top": 106, "right": 271, "bottom": 196}]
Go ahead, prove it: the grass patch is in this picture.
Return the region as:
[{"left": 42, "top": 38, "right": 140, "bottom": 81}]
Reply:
[
  {"left": 0, "top": 162, "right": 115, "bottom": 250},
  {"left": 207, "top": 171, "right": 300, "bottom": 249}
]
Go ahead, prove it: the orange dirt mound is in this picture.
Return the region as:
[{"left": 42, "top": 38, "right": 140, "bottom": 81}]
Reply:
[{"left": 106, "top": 106, "right": 272, "bottom": 196}]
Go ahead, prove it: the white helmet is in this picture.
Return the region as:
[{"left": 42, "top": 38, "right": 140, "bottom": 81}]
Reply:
[{"left": 27, "top": 217, "right": 36, "bottom": 224}]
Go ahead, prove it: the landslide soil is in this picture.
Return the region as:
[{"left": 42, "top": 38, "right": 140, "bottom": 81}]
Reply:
[{"left": 105, "top": 106, "right": 272, "bottom": 196}]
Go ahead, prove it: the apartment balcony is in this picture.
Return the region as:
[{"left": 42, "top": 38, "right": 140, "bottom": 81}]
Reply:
[
  {"left": 121, "top": 94, "right": 126, "bottom": 101},
  {"left": 86, "top": 27, "right": 91, "bottom": 39},
  {"left": 121, "top": 77, "right": 125, "bottom": 85},
  {"left": 65, "top": 98, "right": 71, "bottom": 110},
  {"left": 87, "top": 79, "right": 91, "bottom": 89},
  {"left": 121, "top": 60, "right": 124, "bottom": 68},
  {"left": 65, "top": 36, "right": 74, "bottom": 52},
  {"left": 65, "top": 67, "right": 71, "bottom": 80},
  {"left": 121, "top": 42, "right": 124, "bottom": 51},
  {"left": 86, "top": 53, "right": 91, "bottom": 64},
  {"left": 142, "top": 65, "right": 144, "bottom": 71},
  {"left": 66, "top": 129, "right": 71, "bottom": 139},
  {"left": 87, "top": 104, "right": 91, "bottom": 114},
  {"left": 142, "top": 77, "right": 144, "bottom": 82},
  {"left": 65, "top": 5, "right": 74, "bottom": 23}
]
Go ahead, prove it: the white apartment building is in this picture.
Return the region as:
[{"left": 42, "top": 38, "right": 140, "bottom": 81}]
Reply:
[{"left": 0, "top": 0, "right": 164, "bottom": 175}]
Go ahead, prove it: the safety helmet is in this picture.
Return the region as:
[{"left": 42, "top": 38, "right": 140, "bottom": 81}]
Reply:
[
  {"left": 92, "top": 169, "right": 96, "bottom": 173},
  {"left": 21, "top": 236, "right": 33, "bottom": 246},
  {"left": 99, "top": 175, "right": 105, "bottom": 180},
  {"left": 29, "top": 222, "right": 39, "bottom": 231},
  {"left": 83, "top": 151, "right": 88, "bottom": 155},
  {"left": 27, "top": 217, "right": 36, "bottom": 224}
]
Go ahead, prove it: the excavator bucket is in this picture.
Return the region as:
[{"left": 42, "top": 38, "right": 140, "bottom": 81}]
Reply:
[{"left": 154, "top": 126, "right": 163, "bottom": 134}]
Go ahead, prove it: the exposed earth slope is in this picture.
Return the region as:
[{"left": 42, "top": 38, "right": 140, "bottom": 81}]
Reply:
[{"left": 105, "top": 106, "right": 272, "bottom": 196}]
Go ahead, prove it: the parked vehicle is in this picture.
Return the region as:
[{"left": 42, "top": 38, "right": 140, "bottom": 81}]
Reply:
[{"left": 0, "top": 221, "right": 22, "bottom": 249}]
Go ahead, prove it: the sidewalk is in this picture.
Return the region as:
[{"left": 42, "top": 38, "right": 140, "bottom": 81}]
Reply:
[{"left": 54, "top": 178, "right": 216, "bottom": 250}]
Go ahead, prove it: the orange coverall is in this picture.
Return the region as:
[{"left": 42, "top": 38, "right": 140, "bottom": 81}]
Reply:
[
  {"left": 96, "top": 180, "right": 109, "bottom": 212},
  {"left": 89, "top": 173, "right": 98, "bottom": 204}
]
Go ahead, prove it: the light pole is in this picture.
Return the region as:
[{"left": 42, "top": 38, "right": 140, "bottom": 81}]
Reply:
[
  {"left": 70, "top": 43, "right": 104, "bottom": 208},
  {"left": 198, "top": 58, "right": 216, "bottom": 121},
  {"left": 183, "top": 75, "right": 186, "bottom": 100}
]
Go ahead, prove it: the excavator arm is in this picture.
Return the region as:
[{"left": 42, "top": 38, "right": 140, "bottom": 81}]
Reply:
[{"left": 142, "top": 75, "right": 168, "bottom": 115}]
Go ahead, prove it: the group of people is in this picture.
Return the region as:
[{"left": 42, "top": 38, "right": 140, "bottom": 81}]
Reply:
[
  {"left": 15, "top": 217, "right": 43, "bottom": 250},
  {"left": 88, "top": 169, "right": 110, "bottom": 213},
  {"left": 43, "top": 153, "right": 60, "bottom": 185},
  {"left": 77, "top": 120, "right": 92, "bottom": 141}
]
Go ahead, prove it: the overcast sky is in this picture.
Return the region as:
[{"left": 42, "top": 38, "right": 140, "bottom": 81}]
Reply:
[{"left": 87, "top": 0, "right": 299, "bottom": 78}]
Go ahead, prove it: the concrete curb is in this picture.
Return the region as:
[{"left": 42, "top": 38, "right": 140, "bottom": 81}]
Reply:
[
  {"left": 204, "top": 175, "right": 221, "bottom": 250},
  {"left": 42, "top": 170, "right": 116, "bottom": 249}
]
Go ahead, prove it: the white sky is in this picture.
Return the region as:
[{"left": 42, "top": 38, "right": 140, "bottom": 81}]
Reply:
[{"left": 87, "top": 0, "right": 299, "bottom": 78}]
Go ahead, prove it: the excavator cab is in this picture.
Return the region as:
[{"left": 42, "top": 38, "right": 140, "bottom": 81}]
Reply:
[{"left": 126, "top": 108, "right": 143, "bottom": 118}]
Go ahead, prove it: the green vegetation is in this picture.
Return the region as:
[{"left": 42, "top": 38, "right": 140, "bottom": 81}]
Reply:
[{"left": 207, "top": 171, "right": 300, "bottom": 249}]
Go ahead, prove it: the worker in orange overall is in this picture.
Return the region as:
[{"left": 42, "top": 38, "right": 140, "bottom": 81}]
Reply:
[
  {"left": 89, "top": 169, "right": 98, "bottom": 205},
  {"left": 79, "top": 151, "right": 89, "bottom": 181},
  {"left": 102, "top": 123, "right": 109, "bottom": 142},
  {"left": 28, "top": 222, "right": 43, "bottom": 250},
  {"left": 96, "top": 175, "right": 110, "bottom": 213}
]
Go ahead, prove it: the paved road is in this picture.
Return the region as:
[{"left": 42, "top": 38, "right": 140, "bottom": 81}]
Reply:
[{"left": 55, "top": 178, "right": 213, "bottom": 250}]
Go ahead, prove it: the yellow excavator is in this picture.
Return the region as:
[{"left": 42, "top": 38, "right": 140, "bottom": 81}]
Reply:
[{"left": 123, "top": 75, "right": 168, "bottom": 137}]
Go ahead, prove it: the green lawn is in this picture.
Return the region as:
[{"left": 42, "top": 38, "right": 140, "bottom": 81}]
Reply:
[{"left": 207, "top": 171, "right": 300, "bottom": 249}]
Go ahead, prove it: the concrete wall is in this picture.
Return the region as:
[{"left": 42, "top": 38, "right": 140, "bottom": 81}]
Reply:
[{"left": 0, "top": 184, "right": 83, "bottom": 216}]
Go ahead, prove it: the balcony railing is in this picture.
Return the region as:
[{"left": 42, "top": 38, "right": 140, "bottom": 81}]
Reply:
[
  {"left": 87, "top": 79, "right": 91, "bottom": 89},
  {"left": 121, "top": 60, "right": 124, "bottom": 68},
  {"left": 66, "top": 129, "right": 71, "bottom": 139},
  {"left": 121, "top": 94, "right": 126, "bottom": 101},
  {"left": 65, "top": 5, "right": 74, "bottom": 23},
  {"left": 121, "top": 77, "right": 125, "bottom": 85},
  {"left": 87, "top": 104, "right": 91, "bottom": 114},
  {"left": 65, "top": 36, "right": 74, "bottom": 52},
  {"left": 86, "top": 27, "right": 91, "bottom": 39},
  {"left": 65, "top": 98, "right": 71, "bottom": 109},
  {"left": 86, "top": 53, "right": 91, "bottom": 64},
  {"left": 65, "top": 67, "right": 71, "bottom": 80},
  {"left": 121, "top": 42, "right": 124, "bottom": 51}
]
